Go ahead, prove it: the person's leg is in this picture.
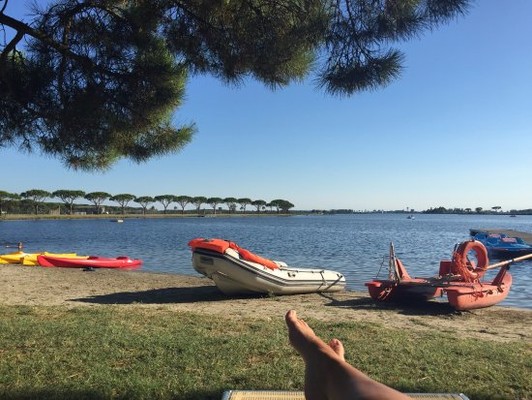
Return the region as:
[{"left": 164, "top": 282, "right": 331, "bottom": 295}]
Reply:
[{"left": 285, "top": 310, "right": 410, "bottom": 400}]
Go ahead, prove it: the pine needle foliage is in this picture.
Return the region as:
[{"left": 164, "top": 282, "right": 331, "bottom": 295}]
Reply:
[{"left": 1, "top": 0, "right": 470, "bottom": 169}]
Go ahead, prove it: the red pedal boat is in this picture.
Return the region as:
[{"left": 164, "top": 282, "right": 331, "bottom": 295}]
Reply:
[
  {"left": 37, "top": 254, "right": 142, "bottom": 269},
  {"left": 365, "top": 240, "right": 527, "bottom": 311}
]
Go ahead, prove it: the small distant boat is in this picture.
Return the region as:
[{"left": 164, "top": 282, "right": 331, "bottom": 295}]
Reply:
[
  {"left": 188, "top": 238, "right": 346, "bottom": 295},
  {"left": 37, "top": 254, "right": 142, "bottom": 269},
  {"left": 365, "top": 240, "right": 525, "bottom": 311},
  {"left": 111, "top": 219, "right": 124, "bottom": 223},
  {"left": 407, "top": 215, "right": 415, "bottom": 220},
  {"left": 473, "top": 232, "right": 532, "bottom": 258}
]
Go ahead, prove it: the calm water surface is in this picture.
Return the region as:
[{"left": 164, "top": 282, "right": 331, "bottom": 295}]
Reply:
[{"left": 2, "top": 214, "right": 531, "bottom": 309}]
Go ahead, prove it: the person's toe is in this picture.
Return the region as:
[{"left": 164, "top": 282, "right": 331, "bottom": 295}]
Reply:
[
  {"left": 328, "top": 338, "right": 345, "bottom": 360},
  {"left": 285, "top": 310, "right": 298, "bottom": 325}
]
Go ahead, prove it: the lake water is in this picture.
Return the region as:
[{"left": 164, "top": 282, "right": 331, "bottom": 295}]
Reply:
[{"left": 2, "top": 213, "right": 531, "bottom": 309}]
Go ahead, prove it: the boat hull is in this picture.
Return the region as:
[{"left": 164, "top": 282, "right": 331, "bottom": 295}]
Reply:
[
  {"left": 37, "top": 255, "right": 142, "bottom": 269},
  {"left": 366, "top": 272, "right": 513, "bottom": 311},
  {"left": 365, "top": 279, "right": 444, "bottom": 303},
  {"left": 23, "top": 253, "right": 79, "bottom": 266},
  {"left": 487, "top": 248, "right": 532, "bottom": 258},
  {"left": 444, "top": 273, "right": 512, "bottom": 311},
  {"left": 473, "top": 232, "right": 532, "bottom": 259},
  {"left": 366, "top": 276, "right": 512, "bottom": 311},
  {"left": 191, "top": 249, "right": 345, "bottom": 295},
  {"left": 0, "top": 251, "right": 26, "bottom": 264},
  {"left": 1, "top": 252, "right": 78, "bottom": 265},
  {"left": 365, "top": 240, "right": 514, "bottom": 311}
]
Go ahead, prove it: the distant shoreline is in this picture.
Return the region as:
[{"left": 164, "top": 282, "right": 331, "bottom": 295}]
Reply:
[
  {"left": 0, "top": 212, "right": 288, "bottom": 221},
  {"left": 4, "top": 210, "right": 532, "bottom": 222}
]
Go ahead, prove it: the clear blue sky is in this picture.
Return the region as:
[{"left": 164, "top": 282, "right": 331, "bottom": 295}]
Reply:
[{"left": 2, "top": 1, "right": 531, "bottom": 211}]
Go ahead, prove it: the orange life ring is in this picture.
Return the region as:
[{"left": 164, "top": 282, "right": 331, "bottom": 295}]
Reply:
[{"left": 451, "top": 240, "right": 488, "bottom": 281}]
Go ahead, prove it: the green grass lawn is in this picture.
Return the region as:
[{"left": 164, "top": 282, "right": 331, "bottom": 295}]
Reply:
[{"left": 0, "top": 305, "right": 530, "bottom": 400}]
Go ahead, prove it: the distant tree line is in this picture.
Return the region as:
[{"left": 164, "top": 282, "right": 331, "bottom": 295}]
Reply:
[
  {"left": 421, "top": 206, "right": 522, "bottom": 214},
  {"left": 312, "top": 206, "right": 530, "bottom": 215},
  {"left": 0, "top": 190, "right": 295, "bottom": 216}
]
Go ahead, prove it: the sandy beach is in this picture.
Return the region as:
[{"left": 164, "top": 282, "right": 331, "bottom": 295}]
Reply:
[{"left": 1, "top": 265, "right": 530, "bottom": 343}]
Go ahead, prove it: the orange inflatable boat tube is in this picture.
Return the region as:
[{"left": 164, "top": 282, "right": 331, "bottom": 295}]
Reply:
[
  {"left": 188, "top": 238, "right": 279, "bottom": 270},
  {"left": 188, "top": 238, "right": 231, "bottom": 253}
]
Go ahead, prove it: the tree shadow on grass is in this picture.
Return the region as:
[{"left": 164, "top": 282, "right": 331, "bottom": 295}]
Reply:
[
  {"left": 1, "top": 388, "right": 223, "bottom": 400},
  {"left": 319, "top": 293, "right": 461, "bottom": 316},
  {"left": 70, "top": 286, "right": 266, "bottom": 305}
]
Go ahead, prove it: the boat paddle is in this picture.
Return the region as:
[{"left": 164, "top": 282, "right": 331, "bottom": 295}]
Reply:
[{"left": 485, "top": 252, "right": 532, "bottom": 270}]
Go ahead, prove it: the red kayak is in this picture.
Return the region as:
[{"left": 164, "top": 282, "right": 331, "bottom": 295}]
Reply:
[{"left": 37, "top": 254, "right": 142, "bottom": 269}]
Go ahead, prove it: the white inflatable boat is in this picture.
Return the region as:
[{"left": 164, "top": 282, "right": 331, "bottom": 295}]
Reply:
[{"left": 188, "top": 238, "right": 346, "bottom": 295}]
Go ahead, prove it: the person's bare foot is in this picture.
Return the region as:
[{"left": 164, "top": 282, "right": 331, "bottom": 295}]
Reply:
[
  {"left": 285, "top": 310, "right": 342, "bottom": 361},
  {"left": 285, "top": 310, "right": 343, "bottom": 400},
  {"left": 285, "top": 309, "right": 344, "bottom": 359},
  {"left": 286, "top": 310, "right": 410, "bottom": 400}
]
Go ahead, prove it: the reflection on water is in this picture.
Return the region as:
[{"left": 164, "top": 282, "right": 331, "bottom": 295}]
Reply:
[{"left": 1, "top": 213, "right": 531, "bottom": 309}]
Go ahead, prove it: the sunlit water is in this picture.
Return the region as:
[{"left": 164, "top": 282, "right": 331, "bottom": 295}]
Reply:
[{"left": 2, "top": 213, "right": 531, "bottom": 309}]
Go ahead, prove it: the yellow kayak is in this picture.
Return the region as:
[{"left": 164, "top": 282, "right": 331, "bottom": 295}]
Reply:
[
  {"left": 0, "top": 251, "right": 79, "bottom": 266},
  {"left": 0, "top": 251, "right": 26, "bottom": 264}
]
